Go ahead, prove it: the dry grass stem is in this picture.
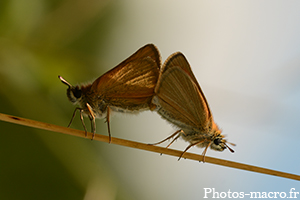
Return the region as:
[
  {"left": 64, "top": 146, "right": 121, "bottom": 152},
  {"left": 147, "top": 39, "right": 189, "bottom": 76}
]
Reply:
[{"left": 0, "top": 112, "right": 299, "bottom": 181}]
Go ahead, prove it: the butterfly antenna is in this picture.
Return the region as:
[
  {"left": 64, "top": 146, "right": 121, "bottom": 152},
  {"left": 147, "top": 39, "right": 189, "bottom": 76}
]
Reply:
[
  {"left": 58, "top": 76, "right": 73, "bottom": 88},
  {"left": 224, "top": 143, "right": 235, "bottom": 153}
]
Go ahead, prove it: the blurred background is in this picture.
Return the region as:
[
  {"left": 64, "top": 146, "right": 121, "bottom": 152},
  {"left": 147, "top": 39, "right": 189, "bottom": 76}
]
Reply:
[{"left": 1, "top": 0, "right": 300, "bottom": 199}]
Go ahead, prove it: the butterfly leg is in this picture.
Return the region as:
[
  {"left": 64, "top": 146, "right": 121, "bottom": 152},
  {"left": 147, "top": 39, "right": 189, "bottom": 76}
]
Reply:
[
  {"left": 86, "top": 103, "right": 96, "bottom": 140},
  {"left": 79, "top": 109, "right": 88, "bottom": 137},
  {"left": 106, "top": 106, "right": 112, "bottom": 143},
  {"left": 166, "top": 131, "right": 182, "bottom": 148},
  {"left": 201, "top": 141, "right": 212, "bottom": 163},
  {"left": 178, "top": 143, "right": 198, "bottom": 161},
  {"left": 178, "top": 139, "right": 209, "bottom": 161},
  {"left": 68, "top": 107, "right": 88, "bottom": 137},
  {"left": 149, "top": 130, "right": 182, "bottom": 156},
  {"left": 149, "top": 129, "right": 182, "bottom": 146},
  {"left": 68, "top": 107, "right": 80, "bottom": 127}
]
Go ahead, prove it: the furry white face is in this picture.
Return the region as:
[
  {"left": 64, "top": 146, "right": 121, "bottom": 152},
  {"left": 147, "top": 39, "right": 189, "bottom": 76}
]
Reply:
[
  {"left": 66, "top": 85, "right": 82, "bottom": 104},
  {"left": 210, "top": 134, "right": 227, "bottom": 151},
  {"left": 180, "top": 128, "right": 230, "bottom": 152},
  {"left": 59, "top": 76, "right": 82, "bottom": 104}
]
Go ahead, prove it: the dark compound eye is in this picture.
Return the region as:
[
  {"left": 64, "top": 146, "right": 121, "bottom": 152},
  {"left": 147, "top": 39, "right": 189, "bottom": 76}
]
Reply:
[
  {"left": 213, "top": 138, "right": 221, "bottom": 145},
  {"left": 73, "top": 87, "right": 82, "bottom": 99}
]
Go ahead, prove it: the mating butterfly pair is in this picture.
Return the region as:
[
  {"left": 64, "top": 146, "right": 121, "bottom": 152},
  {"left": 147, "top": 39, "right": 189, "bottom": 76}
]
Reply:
[{"left": 59, "top": 44, "right": 234, "bottom": 161}]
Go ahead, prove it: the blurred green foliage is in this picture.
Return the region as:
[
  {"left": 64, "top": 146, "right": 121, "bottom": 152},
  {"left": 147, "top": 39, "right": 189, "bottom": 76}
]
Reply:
[{"left": 0, "top": 0, "right": 135, "bottom": 199}]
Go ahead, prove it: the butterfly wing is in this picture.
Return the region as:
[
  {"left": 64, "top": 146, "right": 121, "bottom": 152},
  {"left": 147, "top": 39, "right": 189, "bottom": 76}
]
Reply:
[
  {"left": 157, "top": 52, "right": 212, "bottom": 120},
  {"left": 155, "top": 66, "right": 211, "bottom": 131},
  {"left": 91, "top": 44, "right": 161, "bottom": 110},
  {"left": 162, "top": 52, "right": 198, "bottom": 85}
]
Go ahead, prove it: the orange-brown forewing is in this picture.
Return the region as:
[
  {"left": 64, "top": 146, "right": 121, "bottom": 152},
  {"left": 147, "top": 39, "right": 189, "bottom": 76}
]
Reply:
[
  {"left": 155, "top": 66, "right": 212, "bottom": 131},
  {"left": 161, "top": 52, "right": 198, "bottom": 85},
  {"left": 91, "top": 44, "right": 161, "bottom": 110},
  {"left": 156, "top": 53, "right": 212, "bottom": 124}
]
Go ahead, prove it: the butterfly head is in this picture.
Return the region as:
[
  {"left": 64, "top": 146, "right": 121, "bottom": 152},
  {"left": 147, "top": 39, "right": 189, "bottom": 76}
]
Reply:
[
  {"left": 210, "top": 131, "right": 235, "bottom": 153},
  {"left": 58, "top": 76, "right": 84, "bottom": 105}
]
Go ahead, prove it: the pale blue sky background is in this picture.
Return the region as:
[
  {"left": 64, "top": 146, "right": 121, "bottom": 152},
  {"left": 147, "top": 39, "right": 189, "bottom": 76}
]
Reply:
[{"left": 98, "top": 1, "right": 300, "bottom": 199}]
